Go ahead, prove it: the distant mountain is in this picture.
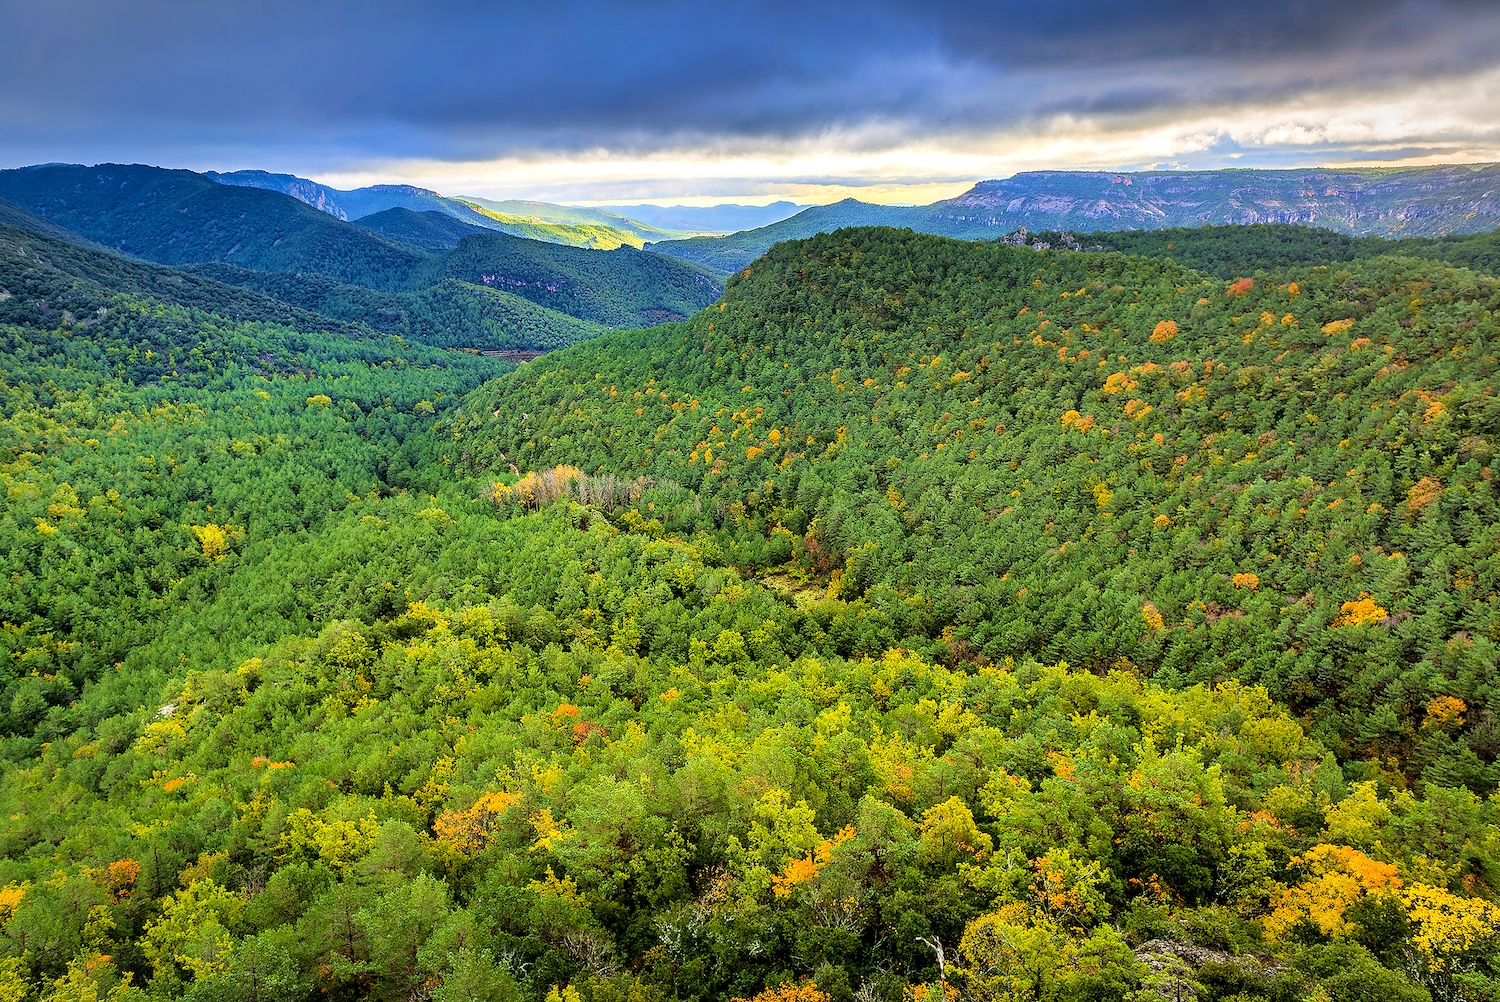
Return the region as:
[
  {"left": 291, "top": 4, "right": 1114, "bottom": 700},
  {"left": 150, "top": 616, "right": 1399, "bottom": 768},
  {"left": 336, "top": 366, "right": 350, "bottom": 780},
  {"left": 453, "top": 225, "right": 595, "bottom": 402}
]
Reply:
[
  {"left": 206, "top": 170, "right": 686, "bottom": 248},
  {"left": 596, "top": 201, "right": 805, "bottom": 234},
  {"left": 207, "top": 169, "right": 464, "bottom": 222},
  {"left": 934, "top": 165, "right": 1500, "bottom": 235},
  {"left": 456, "top": 197, "right": 683, "bottom": 244},
  {"left": 650, "top": 164, "right": 1500, "bottom": 272}
]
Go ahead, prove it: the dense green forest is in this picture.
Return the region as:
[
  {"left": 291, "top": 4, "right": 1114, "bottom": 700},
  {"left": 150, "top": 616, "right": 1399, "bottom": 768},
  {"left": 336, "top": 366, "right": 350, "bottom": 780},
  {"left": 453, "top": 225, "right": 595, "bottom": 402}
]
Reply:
[
  {"left": 185, "top": 266, "right": 608, "bottom": 353},
  {"left": 2, "top": 214, "right": 1500, "bottom": 1002},
  {"left": 0, "top": 216, "right": 512, "bottom": 747},
  {"left": 353, "top": 210, "right": 494, "bottom": 254},
  {"left": 451, "top": 229, "right": 1500, "bottom": 791},
  {"left": 1076, "top": 225, "right": 1500, "bottom": 282}
]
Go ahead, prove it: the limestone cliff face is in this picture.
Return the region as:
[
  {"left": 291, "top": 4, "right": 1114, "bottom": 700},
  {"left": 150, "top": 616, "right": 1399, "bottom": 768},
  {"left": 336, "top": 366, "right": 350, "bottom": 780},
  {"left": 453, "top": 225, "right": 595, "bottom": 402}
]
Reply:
[
  {"left": 206, "top": 169, "right": 351, "bottom": 220},
  {"left": 932, "top": 164, "right": 1500, "bottom": 236}
]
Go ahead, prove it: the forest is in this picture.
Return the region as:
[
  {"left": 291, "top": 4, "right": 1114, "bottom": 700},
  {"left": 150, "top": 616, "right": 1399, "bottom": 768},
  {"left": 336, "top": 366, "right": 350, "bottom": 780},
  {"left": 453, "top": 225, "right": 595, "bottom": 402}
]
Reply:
[{"left": 0, "top": 209, "right": 1499, "bottom": 1002}]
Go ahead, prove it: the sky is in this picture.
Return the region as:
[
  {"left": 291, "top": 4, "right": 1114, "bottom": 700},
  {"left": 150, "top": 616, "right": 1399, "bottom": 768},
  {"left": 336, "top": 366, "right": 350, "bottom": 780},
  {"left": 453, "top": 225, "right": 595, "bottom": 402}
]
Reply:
[{"left": 3, "top": 0, "right": 1500, "bottom": 205}]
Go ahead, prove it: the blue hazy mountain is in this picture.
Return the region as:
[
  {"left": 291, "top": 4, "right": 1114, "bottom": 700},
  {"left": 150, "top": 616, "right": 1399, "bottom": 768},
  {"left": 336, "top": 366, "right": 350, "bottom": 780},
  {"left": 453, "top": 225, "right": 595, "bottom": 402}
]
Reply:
[
  {"left": 650, "top": 164, "right": 1500, "bottom": 272},
  {"left": 592, "top": 201, "right": 806, "bottom": 234}
]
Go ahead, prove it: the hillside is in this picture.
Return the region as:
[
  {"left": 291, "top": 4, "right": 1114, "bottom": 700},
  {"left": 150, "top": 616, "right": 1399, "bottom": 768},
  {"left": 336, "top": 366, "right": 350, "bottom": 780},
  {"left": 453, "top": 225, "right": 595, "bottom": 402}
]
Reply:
[
  {"left": 453, "top": 227, "right": 1500, "bottom": 794},
  {"left": 417, "top": 230, "right": 723, "bottom": 327},
  {"left": 650, "top": 164, "right": 1500, "bottom": 271},
  {"left": 1080, "top": 223, "right": 1500, "bottom": 280},
  {"left": 599, "top": 200, "right": 806, "bottom": 234},
  {"left": 187, "top": 263, "right": 608, "bottom": 351},
  {"left": 0, "top": 164, "right": 427, "bottom": 289},
  {"left": 0, "top": 220, "right": 370, "bottom": 336},
  {"left": 1, "top": 222, "right": 1498, "bottom": 1002},
  {"left": 351, "top": 207, "right": 494, "bottom": 252},
  {"left": 0, "top": 196, "right": 109, "bottom": 247}
]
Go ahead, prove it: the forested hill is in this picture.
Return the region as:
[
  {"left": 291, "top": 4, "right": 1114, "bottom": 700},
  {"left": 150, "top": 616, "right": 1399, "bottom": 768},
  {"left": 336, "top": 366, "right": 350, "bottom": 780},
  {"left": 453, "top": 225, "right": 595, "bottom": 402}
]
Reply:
[
  {"left": 0, "top": 196, "right": 109, "bottom": 248},
  {"left": 419, "top": 230, "right": 725, "bottom": 327},
  {"left": 453, "top": 226, "right": 1500, "bottom": 792},
  {"left": 650, "top": 164, "right": 1500, "bottom": 272},
  {"left": 184, "top": 264, "right": 611, "bottom": 352},
  {"left": 0, "top": 219, "right": 367, "bottom": 336}
]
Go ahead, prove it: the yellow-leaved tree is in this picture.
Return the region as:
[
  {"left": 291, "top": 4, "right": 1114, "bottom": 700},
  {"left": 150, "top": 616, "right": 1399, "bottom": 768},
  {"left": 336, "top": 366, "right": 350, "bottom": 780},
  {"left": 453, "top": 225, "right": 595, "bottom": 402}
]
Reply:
[
  {"left": 142, "top": 879, "right": 245, "bottom": 983},
  {"left": 1402, "top": 883, "right": 1500, "bottom": 973},
  {"left": 1262, "top": 844, "right": 1400, "bottom": 941}
]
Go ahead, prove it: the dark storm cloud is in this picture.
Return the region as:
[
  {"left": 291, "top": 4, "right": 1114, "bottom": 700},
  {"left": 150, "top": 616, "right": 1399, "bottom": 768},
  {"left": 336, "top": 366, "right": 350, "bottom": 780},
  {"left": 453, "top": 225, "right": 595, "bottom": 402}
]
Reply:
[{"left": 1, "top": 0, "right": 1497, "bottom": 165}]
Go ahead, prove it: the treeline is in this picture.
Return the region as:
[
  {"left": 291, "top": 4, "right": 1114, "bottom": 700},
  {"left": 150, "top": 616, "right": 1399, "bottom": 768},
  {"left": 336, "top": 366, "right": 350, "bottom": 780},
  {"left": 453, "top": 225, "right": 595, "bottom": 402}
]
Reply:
[{"left": 1075, "top": 224, "right": 1500, "bottom": 280}]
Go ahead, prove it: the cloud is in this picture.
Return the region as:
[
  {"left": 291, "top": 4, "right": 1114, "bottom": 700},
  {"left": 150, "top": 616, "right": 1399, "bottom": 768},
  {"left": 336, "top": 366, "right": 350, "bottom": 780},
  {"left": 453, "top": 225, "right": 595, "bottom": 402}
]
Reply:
[{"left": 2, "top": 0, "right": 1498, "bottom": 200}]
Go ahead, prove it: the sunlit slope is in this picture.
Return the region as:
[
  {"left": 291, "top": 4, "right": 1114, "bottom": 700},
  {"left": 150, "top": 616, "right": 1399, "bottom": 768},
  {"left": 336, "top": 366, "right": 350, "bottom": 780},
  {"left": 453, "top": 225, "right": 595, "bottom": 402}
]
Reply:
[{"left": 453, "top": 227, "right": 1500, "bottom": 787}]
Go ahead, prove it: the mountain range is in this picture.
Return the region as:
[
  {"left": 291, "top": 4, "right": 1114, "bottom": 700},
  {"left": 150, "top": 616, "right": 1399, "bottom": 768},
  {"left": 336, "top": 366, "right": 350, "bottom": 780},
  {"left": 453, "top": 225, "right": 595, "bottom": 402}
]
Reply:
[
  {"left": 208, "top": 170, "right": 685, "bottom": 249},
  {"left": 207, "top": 171, "right": 807, "bottom": 239},
  {"left": 649, "top": 163, "right": 1500, "bottom": 272},
  {"left": 0, "top": 164, "right": 722, "bottom": 348}
]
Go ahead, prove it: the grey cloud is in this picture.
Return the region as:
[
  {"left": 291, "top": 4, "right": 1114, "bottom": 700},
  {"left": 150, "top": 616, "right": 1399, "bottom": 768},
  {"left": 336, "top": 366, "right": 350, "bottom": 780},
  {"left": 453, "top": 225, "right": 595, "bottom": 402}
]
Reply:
[{"left": 1, "top": 0, "right": 1497, "bottom": 168}]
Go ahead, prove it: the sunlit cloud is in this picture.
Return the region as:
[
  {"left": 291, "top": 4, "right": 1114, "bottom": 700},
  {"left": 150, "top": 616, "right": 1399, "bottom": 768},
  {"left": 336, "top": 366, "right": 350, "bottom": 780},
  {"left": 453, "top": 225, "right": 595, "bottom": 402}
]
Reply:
[
  {"left": 303, "top": 65, "right": 1500, "bottom": 205},
  {"left": 3, "top": 1, "right": 1499, "bottom": 206}
]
